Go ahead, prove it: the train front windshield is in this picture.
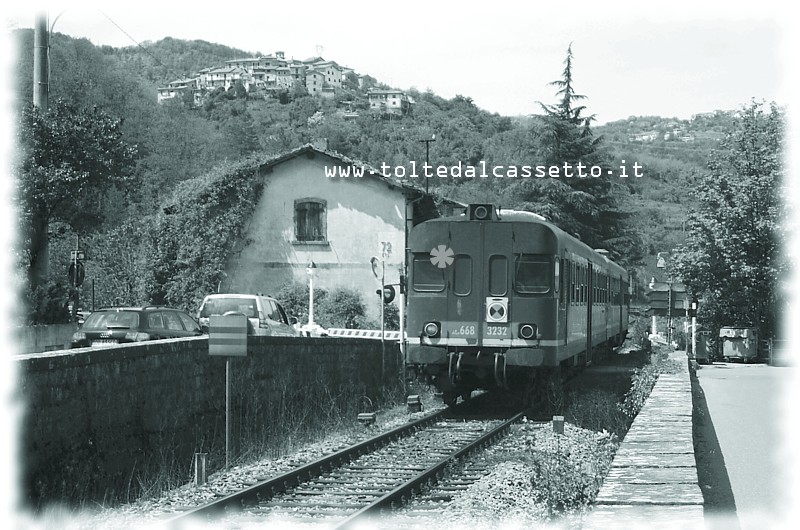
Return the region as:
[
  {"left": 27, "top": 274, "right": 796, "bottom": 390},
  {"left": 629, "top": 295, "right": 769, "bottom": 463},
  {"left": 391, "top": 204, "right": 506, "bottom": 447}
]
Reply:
[
  {"left": 412, "top": 255, "right": 445, "bottom": 292},
  {"left": 514, "top": 255, "right": 552, "bottom": 294}
]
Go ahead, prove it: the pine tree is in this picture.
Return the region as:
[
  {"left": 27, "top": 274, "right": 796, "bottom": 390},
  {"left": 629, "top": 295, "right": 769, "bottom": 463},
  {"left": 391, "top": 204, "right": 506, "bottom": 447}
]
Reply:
[
  {"left": 537, "top": 43, "right": 601, "bottom": 165},
  {"left": 510, "top": 44, "right": 637, "bottom": 261}
]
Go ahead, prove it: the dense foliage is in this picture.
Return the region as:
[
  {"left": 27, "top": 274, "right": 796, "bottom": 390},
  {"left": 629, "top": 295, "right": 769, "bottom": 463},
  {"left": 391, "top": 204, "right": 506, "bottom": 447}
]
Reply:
[
  {"left": 148, "top": 156, "right": 268, "bottom": 312},
  {"left": 672, "top": 102, "right": 785, "bottom": 340},
  {"left": 16, "top": 100, "right": 137, "bottom": 322}
]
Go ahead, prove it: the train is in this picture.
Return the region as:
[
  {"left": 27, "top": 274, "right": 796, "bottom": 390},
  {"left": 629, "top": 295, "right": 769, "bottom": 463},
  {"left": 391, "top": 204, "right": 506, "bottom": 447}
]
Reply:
[{"left": 405, "top": 203, "right": 630, "bottom": 405}]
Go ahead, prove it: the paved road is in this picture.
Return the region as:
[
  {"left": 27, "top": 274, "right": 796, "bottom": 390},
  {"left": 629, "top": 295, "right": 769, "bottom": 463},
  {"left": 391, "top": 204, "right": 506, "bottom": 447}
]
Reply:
[{"left": 695, "top": 360, "right": 799, "bottom": 529}]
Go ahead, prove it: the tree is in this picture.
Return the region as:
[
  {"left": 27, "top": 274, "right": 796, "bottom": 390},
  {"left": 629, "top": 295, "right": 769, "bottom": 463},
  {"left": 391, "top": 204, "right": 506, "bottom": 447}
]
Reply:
[
  {"left": 537, "top": 43, "right": 600, "bottom": 164},
  {"left": 672, "top": 101, "right": 785, "bottom": 340},
  {"left": 508, "top": 44, "right": 637, "bottom": 259},
  {"left": 16, "top": 100, "right": 137, "bottom": 298}
]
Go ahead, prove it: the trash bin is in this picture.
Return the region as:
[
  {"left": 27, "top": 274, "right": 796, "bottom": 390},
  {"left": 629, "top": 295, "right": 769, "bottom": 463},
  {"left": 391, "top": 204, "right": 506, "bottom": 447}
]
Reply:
[{"left": 719, "top": 327, "right": 758, "bottom": 362}]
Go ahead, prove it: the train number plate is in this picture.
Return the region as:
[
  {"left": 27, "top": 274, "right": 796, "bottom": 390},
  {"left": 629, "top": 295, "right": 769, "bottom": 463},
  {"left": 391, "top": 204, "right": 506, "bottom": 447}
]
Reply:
[
  {"left": 450, "top": 325, "right": 477, "bottom": 336},
  {"left": 485, "top": 325, "right": 510, "bottom": 337}
]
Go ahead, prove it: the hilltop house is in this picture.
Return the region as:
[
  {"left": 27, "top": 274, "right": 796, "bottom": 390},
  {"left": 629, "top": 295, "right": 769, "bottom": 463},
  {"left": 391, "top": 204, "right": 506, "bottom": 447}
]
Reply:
[
  {"left": 156, "top": 77, "right": 199, "bottom": 104},
  {"left": 218, "top": 142, "right": 461, "bottom": 322},
  {"left": 155, "top": 50, "right": 413, "bottom": 109},
  {"left": 368, "top": 89, "right": 414, "bottom": 116}
]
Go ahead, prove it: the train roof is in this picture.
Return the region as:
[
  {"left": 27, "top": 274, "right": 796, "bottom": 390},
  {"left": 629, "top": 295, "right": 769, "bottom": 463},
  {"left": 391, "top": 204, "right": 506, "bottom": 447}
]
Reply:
[{"left": 419, "top": 205, "right": 628, "bottom": 277}]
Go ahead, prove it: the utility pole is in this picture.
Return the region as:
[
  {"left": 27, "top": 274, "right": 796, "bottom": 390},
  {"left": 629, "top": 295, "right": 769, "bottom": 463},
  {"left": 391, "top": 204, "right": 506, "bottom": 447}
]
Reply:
[
  {"left": 420, "top": 135, "right": 435, "bottom": 194},
  {"left": 33, "top": 12, "right": 49, "bottom": 110}
]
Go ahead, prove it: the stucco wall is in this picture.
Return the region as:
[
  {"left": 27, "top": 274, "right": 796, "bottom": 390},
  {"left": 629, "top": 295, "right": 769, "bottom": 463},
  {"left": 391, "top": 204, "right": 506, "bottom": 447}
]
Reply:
[
  {"left": 225, "top": 152, "right": 407, "bottom": 320},
  {"left": 14, "top": 336, "right": 402, "bottom": 508}
]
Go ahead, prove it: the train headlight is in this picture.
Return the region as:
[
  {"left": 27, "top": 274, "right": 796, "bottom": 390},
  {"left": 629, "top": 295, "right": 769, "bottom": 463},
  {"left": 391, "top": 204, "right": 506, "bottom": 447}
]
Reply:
[
  {"left": 423, "top": 321, "right": 441, "bottom": 338},
  {"left": 519, "top": 323, "right": 537, "bottom": 340}
]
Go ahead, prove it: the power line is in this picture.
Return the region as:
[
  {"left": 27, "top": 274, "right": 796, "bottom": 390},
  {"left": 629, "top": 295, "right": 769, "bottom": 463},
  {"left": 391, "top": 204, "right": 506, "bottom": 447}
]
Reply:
[{"left": 98, "top": 10, "right": 182, "bottom": 80}]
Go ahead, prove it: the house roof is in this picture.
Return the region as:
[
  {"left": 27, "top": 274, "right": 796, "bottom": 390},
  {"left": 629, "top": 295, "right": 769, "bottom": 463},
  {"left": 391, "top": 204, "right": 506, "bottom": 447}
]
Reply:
[
  {"left": 258, "top": 144, "right": 463, "bottom": 205},
  {"left": 207, "top": 66, "right": 247, "bottom": 74},
  {"left": 161, "top": 144, "right": 465, "bottom": 215},
  {"left": 368, "top": 89, "right": 406, "bottom": 96}
]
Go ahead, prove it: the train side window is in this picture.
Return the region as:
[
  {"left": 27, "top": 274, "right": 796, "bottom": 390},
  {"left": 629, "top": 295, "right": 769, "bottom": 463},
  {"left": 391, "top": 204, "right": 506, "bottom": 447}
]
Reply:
[
  {"left": 488, "top": 255, "right": 508, "bottom": 296},
  {"left": 581, "top": 265, "right": 586, "bottom": 304},
  {"left": 412, "top": 254, "right": 445, "bottom": 292},
  {"left": 514, "top": 254, "right": 552, "bottom": 294},
  {"left": 554, "top": 258, "right": 561, "bottom": 294},
  {"left": 453, "top": 255, "right": 472, "bottom": 296},
  {"left": 572, "top": 262, "right": 577, "bottom": 304}
]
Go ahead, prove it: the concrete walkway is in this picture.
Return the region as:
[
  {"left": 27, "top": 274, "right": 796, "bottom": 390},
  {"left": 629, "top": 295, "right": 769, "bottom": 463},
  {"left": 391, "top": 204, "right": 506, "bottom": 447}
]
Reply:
[{"left": 582, "top": 350, "right": 704, "bottom": 529}]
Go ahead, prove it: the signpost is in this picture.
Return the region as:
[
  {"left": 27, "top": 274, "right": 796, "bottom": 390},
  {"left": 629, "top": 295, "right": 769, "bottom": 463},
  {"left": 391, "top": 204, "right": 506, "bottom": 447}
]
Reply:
[
  {"left": 209, "top": 313, "right": 248, "bottom": 470},
  {"left": 647, "top": 282, "right": 689, "bottom": 346}
]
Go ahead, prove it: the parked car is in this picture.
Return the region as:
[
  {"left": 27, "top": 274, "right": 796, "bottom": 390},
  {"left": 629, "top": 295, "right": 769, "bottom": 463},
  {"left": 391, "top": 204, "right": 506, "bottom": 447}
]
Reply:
[
  {"left": 71, "top": 306, "right": 202, "bottom": 348},
  {"left": 197, "top": 293, "right": 299, "bottom": 337}
]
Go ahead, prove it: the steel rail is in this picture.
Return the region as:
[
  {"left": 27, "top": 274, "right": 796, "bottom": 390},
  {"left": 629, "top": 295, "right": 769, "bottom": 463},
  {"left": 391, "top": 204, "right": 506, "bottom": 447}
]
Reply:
[
  {"left": 331, "top": 408, "right": 529, "bottom": 530},
  {"left": 166, "top": 406, "right": 450, "bottom": 526}
]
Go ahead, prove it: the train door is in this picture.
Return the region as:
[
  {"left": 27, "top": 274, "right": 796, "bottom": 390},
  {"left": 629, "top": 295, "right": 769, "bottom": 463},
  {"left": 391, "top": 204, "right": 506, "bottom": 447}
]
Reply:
[
  {"left": 482, "top": 222, "right": 513, "bottom": 343},
  {"left": 446, "top": 222, "right": 482, "bottom": 344},
  {"left": 560, "top": 256, "right": 568, "bottom": 345},
  {"left": 586, "top": 262, "right": 593, "bottom": 365}
]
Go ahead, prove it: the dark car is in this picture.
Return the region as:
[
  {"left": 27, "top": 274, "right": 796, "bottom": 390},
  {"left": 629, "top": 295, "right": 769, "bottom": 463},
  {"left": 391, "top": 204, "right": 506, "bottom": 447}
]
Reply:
[{"left": 71, "top": 306, "right": 203, "bottom": 348}]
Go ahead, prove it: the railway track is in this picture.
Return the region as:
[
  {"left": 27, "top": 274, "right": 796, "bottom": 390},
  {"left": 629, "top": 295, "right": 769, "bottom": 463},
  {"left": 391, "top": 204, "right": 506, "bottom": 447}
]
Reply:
[{"left": 168, "top": 403, "right": 528, "bottom": 528}]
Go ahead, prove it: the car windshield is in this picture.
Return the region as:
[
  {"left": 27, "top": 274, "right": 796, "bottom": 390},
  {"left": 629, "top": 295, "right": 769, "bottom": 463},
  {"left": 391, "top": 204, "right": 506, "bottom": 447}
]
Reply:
[
  {"left": 82, "top": 311, "right": 140, "bottom": 330},
  {"left": 199, "top": 298, "right": 258, "bottom": 318}
]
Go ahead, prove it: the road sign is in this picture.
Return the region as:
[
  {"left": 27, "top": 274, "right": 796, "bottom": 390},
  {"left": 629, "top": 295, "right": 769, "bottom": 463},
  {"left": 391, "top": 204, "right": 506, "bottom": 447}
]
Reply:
[
  {"left": 68, "top": 261, "right": 85, "bottom": 287},
  {"left": 70, "top": 250, "right": 85, "bottom": 261},
  {"left": 209, "top": 314, "right": 248, "bottom": 356},
  {"left": 647, "top": 282, "right": 689, "bottom": 315},
  {"left": 370, "top": 256, "right": 383, "bottom": 281}
]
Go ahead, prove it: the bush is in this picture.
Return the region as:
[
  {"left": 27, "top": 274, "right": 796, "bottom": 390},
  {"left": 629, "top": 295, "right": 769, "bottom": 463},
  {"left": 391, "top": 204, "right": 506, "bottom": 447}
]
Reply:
[
  {"left": 26, "top": 280, "right": 71, "bottom": 325},
  {"left": 276, "top": 282, "right": 370, "bottom": 330},
  {"left": 316, "top": 287, "right": 366, "bottom": 329},
  {"left": 618, "top": 347, "right": 683, "bottom": 418},
  {"left": 524, "top": 426, "right": 618, "bottom": 516},
  {"left": 275, "top": 281, "right": 327, "bottom": 325},
  {"left": 630, "top": 314, "right": 652, "bottom": 351}
]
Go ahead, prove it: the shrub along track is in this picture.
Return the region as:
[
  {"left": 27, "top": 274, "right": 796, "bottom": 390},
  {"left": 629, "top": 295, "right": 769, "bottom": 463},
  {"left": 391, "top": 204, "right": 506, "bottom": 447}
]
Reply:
[{"left": 166, "top": 397, "right": 528, "bottom": 529}]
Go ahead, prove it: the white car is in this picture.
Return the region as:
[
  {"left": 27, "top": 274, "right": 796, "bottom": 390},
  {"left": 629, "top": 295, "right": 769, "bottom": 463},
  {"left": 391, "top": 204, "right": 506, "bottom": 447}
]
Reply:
[{"left": 197, "top": 293, "right": 299, "bottom": 337}]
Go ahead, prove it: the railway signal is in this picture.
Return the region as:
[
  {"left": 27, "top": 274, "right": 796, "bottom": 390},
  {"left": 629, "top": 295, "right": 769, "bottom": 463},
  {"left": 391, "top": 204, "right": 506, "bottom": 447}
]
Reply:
[{"left": 376, "top": 285, "right": 396, "bottom": 304}]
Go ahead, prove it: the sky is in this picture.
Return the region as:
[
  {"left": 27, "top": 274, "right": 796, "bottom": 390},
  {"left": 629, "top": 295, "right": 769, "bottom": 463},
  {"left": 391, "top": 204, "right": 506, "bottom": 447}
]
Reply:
[{"left": 2, "top": 1, "right": 795, "bottom": 123}]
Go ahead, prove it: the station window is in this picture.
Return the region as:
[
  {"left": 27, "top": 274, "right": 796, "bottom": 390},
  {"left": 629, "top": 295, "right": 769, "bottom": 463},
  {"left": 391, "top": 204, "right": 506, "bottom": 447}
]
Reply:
[
  {"left": 453, "top": 255, "right": 472, "bottom": 296},
  {"left": 514, "top": 254, "right": 552, "bottom": 294},
  {"left": 294, "top": 198, "right": 327, "bottom": 242},
  {"left": 412, "top": 254, "right": 445, "bottom": 292},
  {"left": 488, "top": 255, "right": 508, "bottom": 296}
]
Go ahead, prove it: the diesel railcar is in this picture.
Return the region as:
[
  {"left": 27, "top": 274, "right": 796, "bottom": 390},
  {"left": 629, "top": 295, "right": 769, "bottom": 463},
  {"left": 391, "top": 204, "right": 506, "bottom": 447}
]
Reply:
[{"left": 406, "top": 204, "right": 629, "bottom": 404}]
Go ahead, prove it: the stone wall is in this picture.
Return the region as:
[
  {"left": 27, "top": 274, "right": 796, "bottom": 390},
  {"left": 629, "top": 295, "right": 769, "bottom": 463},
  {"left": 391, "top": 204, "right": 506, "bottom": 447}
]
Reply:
[{"left": 14, "top": 336, "right": 402, "bottom": 508}]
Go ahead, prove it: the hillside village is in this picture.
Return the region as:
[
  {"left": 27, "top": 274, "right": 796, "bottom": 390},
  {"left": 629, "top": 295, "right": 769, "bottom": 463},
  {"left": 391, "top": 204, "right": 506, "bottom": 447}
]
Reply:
[{"left": 156, "top": 50, "right": 413, "bottom": 117}]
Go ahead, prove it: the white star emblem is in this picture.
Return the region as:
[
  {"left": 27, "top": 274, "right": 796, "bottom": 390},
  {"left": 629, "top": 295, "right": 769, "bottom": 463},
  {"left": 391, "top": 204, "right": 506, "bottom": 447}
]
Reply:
[{"left": 430, "top": 245, "right": 454, "bottom": 268}]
